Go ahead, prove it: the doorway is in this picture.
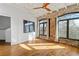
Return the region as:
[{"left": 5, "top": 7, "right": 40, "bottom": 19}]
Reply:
[
  {"left": 38, "top": 18, "right": 50, "bottom": 39},
  {"left": 39, "top": 19, "right": 47, "bottom": 36},
  {"left": 0, "top": 15, "right": 11, "bottom": 45}
]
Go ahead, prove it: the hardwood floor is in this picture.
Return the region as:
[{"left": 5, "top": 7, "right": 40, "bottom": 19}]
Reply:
[{"left": 0, "top": 39, "right": 79, "bottom": 56}]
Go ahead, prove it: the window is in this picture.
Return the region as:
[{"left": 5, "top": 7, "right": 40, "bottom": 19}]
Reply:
[
  {"left": 23, "top": 20, "right": 35, "bottom": 33},
  {"left": 58, "top": 12, "right": 79, "bottom": 40},
  {"left": 39, "top": 19, "right": 47, "bottom": 36},
  {"left": 69, "top": 19, "right": 79, "bottom": 39},
  {"left": 44, "top": 23, "right": 47, "bottom": 35},
  {"left": 58, "top": 21, "right": 67, "bottom": 38},
  {"left": 39, "top": 23, "right": 43, "bottom": 35}
]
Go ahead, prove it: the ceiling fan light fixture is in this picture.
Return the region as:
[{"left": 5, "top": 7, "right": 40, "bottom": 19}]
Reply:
[{"left": 33, "top": 3, "right": 52, "bottom": 11}]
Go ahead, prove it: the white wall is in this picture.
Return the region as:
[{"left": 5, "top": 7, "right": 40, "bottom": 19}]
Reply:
[
  {"left": 35, "top": 19, "right": 38, "bottom": 37},
  {"left": 0, "top": 4, "right": 36, "bottom": 45},
  {"left": 0, "top": 30, "right": 5, "bottom": 40},
  {"left": 5, "top": 28, "right": 11, "bottom": 42}
]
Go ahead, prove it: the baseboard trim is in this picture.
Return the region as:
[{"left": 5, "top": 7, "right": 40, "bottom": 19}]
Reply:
[{"left": 0, "top": 40, "right": 5, "bottom": 42}]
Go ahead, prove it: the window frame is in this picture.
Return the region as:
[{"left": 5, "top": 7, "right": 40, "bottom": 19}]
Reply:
[
  {"left": 23, "top": 20, "right": 35, "bottom": 33},
  {"left": 39, "top": 19, "right": 47, "bottom": 36},
  {"left": 39, "top": 22, "right": 47, "bottom": 36},
  {"left": 58, "top": 12, "right": 79, "bottom": 41}
]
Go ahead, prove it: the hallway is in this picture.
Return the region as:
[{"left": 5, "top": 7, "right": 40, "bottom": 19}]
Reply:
[{"left": 0, "top": 39, "right": 79, "bottom": 56}]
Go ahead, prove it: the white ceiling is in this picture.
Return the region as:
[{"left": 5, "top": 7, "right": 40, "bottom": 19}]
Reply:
[{"left": 6, "top": 3, "right": 74, "bottom": 18}]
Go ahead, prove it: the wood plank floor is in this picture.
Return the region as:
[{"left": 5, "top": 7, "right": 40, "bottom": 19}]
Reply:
[{"left": 0, "top": 39, "right": 79, "bottom": 56}]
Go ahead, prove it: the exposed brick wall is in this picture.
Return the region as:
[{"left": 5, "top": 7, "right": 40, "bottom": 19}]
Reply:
[{"left": 37, "top": 4, "right": 79, "bottom": 47}]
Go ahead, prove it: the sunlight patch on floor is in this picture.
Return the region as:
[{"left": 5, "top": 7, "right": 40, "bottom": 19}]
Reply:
[
  {"left": 19, "top": 43, "right": 65, "bottom": 50},
  {"left": 19, "top": 44, "right": 32, "bottom": 50},
  {"left": 28, "top": 43, "right": 56, "bottom": 46},
  {"left": 31, "top": 45, "right": 65, "bottom": 49}
]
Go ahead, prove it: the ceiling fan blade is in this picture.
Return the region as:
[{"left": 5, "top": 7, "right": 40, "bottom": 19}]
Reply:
[
  {"left": 42, "top": 3, "right": 50, "bottom": 7},
  {"left": 45, "top": 8, "right": 51, "bottom": 11},
  {"left": 33, "top": 7, "right": 42, "bottom": 9}
]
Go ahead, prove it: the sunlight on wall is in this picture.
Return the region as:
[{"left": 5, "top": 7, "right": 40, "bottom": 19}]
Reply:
[{"left": 28, "top": 32, "right": 35, "bottom": 41}]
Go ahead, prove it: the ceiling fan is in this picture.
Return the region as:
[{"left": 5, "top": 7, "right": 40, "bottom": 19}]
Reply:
[{"left": 33, "top": 3, "right": 51, "bottom": 11}]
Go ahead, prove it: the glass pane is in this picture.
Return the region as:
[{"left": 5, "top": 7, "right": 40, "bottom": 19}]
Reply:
[
  {"left": 69, "top": 19, "right": 79, "bottom": 40},
  {"left": 58, "top": 21, "right": 67, "bottom": 38},
  {"left": 30, "top": 25, "right": 34, "bottom": 32},
  {"left": 39, "top": 24, "right": 43, "bottom": 35},
  {"left": 25, "top": 25, "right": 29, "bottom": 32},
  {"left": 44, "top": 23, "right": 47, "bottom": 35},
  {"left": 58, "top": 13, "right": 79, "bottom": 20}
]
